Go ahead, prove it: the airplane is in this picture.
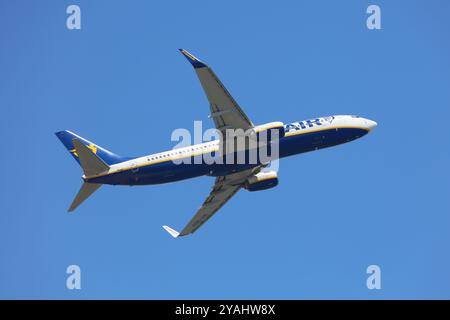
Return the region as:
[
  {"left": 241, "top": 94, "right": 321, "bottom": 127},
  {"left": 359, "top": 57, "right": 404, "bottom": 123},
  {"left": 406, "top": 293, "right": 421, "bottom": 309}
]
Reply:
[{"left": 56, "top": 49, "right": 377, "bottom": 238}]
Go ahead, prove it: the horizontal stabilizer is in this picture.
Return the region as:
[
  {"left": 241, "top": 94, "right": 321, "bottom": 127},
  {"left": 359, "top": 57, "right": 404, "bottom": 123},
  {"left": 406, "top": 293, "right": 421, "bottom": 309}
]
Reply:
[
  {"left": 162, "top": 225, "right": 180, "bottom": 238},
  {"left": 73, "top": 139, "right": 109, "bottom": 177},
  {"left": 69, "top": 182, "right": 102, "bottom": 212}
]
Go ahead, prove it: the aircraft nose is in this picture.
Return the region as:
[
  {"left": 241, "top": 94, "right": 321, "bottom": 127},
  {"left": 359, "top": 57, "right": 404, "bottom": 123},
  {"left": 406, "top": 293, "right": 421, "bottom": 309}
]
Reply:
[{"left": 365, "top": 119, "right": 377, "bottom": 130}]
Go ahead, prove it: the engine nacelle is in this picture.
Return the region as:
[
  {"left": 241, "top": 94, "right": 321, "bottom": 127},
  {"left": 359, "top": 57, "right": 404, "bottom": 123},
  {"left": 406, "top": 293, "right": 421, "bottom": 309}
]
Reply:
[
  {"left": 245, "top": 171, "right": 279, "bottom": 192},
  {"left": 251, "top": 121, "right": 285, "bottom": 141}
]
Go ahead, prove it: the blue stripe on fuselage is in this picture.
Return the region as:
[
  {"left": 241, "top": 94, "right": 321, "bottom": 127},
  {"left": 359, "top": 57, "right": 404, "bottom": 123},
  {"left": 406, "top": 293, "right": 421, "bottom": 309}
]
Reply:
[{"left": 87, "top": 127, "right": 368, "bottom": 186}]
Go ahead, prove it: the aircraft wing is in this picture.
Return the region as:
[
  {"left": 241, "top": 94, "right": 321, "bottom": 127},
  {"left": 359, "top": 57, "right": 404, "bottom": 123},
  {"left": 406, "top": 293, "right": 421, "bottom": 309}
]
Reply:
[
  {"left": 179, "top": 49, "right": 254, "bottom": 135},
  {"left": 163, "top": 168, "right": 259, "bottom": 238}
]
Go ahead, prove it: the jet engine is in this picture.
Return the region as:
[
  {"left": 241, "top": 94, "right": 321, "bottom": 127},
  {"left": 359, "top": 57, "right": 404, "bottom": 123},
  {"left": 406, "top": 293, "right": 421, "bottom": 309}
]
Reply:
[
  {"left": 251, "top": 121, "right": 285, "bottom": 142},
  {"left": 244, "top": 171, "right": 279, "bottom": 192}
]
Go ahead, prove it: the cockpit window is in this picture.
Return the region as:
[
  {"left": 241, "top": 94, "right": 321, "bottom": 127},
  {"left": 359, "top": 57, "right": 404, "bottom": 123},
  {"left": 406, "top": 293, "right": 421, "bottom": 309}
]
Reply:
[{"left": 351, "top": 115, "right": 360, "bottom": 118}]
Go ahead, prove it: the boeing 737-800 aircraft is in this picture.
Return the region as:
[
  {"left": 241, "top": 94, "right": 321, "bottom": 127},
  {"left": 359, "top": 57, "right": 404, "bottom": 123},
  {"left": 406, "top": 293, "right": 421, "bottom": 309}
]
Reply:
[{"left": 56, "top": 49, "right": 377, "bottom": 238}]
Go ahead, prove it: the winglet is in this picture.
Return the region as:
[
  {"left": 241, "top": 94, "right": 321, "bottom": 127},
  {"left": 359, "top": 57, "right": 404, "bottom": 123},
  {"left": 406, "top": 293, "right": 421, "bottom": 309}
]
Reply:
[
  {"left": 179, "top": 49, "right": 207, "bottom": 68},
  {"left": 162, "top": 225, "right": 180, "bottom": 238}
]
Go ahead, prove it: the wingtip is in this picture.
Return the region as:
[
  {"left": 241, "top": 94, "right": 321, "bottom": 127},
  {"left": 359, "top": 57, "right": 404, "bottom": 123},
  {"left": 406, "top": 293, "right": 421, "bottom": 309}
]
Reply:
[
  {"left": 179, "top": 49, "right": 206, "bottom": 68},
  {"left": 162, "top": 225, "right": 180, "bottom": 238}
]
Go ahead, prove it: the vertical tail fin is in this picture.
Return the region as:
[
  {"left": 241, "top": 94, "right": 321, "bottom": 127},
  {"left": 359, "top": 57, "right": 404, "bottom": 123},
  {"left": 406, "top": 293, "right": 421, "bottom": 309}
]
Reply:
[{"left": 55, "top": 130, "right": 124, "bottom": 165}]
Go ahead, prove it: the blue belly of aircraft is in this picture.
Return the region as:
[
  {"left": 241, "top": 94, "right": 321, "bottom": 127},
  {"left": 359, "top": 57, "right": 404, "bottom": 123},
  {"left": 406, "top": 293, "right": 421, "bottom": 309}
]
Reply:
[{"left": 89, "top": 127, "right": 368, "bottom": 186}]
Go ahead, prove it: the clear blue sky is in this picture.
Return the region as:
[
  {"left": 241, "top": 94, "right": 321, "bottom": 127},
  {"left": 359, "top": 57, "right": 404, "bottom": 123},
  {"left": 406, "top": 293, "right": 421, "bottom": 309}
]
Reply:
[{"left": 1, "top": 0, "right": 450, "bottom": 299}]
